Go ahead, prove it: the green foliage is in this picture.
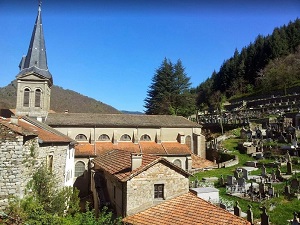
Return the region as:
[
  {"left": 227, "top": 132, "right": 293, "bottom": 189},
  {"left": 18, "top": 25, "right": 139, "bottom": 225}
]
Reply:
[
  {"left": 144, "top": 58, "right": 194, "bottom": 116},
  {"left": 196, "top": 18, "right": 300, "bottom": 108},
  {"left": 5, "top": 165, "right": 120, "bottom": 225}
]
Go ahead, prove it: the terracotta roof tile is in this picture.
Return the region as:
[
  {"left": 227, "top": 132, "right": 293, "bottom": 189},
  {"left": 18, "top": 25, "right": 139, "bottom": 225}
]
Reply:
[
  {"left": 75, "top": 141, "right": 194, "bottom": 156},
  {"left": 92, "top": 150, "right": 190, "bottom": 182},
  {"left": 162, "top": 142, "right": 191, "bottom": 155},
  {"left": 123, "top": 192, "right": 250, "bottom": 225},
  {"left": 0, "top": 116, "right": 73, "bottom": 143},
  {"left": 139, "top": 142, "right": 166, "bottom": 154},
  {"left": 191, "top": 153, "right": 216, "bottom": 169}
]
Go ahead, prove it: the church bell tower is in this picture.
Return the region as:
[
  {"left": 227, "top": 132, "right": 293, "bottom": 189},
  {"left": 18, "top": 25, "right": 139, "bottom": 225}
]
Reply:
[{"left": 15, "top": 2, "right": 53, "bottom": 120}]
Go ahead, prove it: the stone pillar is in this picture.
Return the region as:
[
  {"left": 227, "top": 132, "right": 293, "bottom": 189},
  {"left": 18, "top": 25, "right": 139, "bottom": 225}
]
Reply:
[{"left": 247, "top": 205, "right": 254, "bottom": 225}]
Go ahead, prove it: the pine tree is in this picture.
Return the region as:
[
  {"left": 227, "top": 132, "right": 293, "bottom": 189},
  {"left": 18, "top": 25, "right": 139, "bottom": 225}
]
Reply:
[{"left": 144, "top": 58, "right": 192, "bottom": 116}]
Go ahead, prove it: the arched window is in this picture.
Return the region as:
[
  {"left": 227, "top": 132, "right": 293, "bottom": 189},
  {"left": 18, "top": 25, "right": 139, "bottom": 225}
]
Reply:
[
  {"left": 23, "top": 88, "right": 30, "bottom": 107},
  {"left": 75, "top": 134, "right": 88, "bottom": 141},
  {"left": 75, "top": 161, "right": 85, "bottom": 177},
  {"left": 173, "top": 159, "right": 182, "bottom": 168},
  {"left": 140, "top": 134, "right": 151, "bottom": 141},
  {"left": 120, "top": 134, "right": 131, "bottom": 141},
  {"left": 185, "top": 135, "right": 191, "bottom": 150},
  {"left": 98, "top": 134, "right": 110, "bottom": 141},
  {"left": 35, "top": 89, "right": 41, "bottom": 107}
]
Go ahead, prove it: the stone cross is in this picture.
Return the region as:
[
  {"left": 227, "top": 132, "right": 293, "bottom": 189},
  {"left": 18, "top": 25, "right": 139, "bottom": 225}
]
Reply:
[{"left": 287, "top": 161, "right": 293, "bottom": 175}]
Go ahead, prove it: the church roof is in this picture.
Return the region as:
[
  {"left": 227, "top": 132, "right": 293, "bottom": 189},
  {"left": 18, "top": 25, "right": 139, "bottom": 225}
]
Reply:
[
  {"left": 46, "top": 113, "right": 202, "bottom": 128},
  {"left": 16, "top": 3, "right": 52, "bottom": 85}
]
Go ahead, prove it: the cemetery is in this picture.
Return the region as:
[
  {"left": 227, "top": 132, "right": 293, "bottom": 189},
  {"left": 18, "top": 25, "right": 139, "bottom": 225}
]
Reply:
[{"left": 192, "top": 117, "right": 300, "bottom": 225}]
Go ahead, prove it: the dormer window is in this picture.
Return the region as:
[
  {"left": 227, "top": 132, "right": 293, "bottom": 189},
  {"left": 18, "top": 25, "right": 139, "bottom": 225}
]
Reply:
[
  {"left": 120, "top": 134, "right": 131, "bottom": 141},
  {"left": 75, "top": 134, "right": 88, "bottom": 141}
]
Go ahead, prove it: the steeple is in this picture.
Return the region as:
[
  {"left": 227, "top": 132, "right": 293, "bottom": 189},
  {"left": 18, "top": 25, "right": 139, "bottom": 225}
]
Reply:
[
  {"left": 17, "top": 1, "right": 53, "bottom": 86},
  {"left": 15, "top": 1, "right": 52, "bottom": 119}
]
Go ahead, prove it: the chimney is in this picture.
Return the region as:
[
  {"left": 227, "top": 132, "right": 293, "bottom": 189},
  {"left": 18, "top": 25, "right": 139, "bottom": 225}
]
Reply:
[
  {"left": 131, "top": 153, "right": 142, "bottom": 171},
  {"left": 10, "top": 116, "right": 19, "bottom": 125}
]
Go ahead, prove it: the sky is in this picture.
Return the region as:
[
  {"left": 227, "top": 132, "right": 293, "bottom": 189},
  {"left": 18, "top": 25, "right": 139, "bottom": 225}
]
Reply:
[{"left": 0, "top": 0, "right": 299, "bottom": 112}]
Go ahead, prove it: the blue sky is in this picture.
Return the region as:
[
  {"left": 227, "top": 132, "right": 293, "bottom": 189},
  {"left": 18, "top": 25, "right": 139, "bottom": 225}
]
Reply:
[{"left": 0, "top": 0, "right": 299, "bottom": 112}]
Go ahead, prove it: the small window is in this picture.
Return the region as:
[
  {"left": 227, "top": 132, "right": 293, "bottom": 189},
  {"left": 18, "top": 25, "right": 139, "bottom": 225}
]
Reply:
[
  {"left": 98, "top": 134, "right": 110, "bottom": 141},
  {"left": 47, "top": 155, "right": 53, "bottom": 172},
  {"left": 140, "top": 134, "right": 151, "bottom": 141},
  {"left": 75, "top": 161, "right": 85, "bottom": 177},
  {"left": 154, "top": 184, "right": 164, "bottom": 199},
  {"left": 75, "top": 134, "right": 87, "bottom": 141},
  {"left": 173, "top": 159, "right": 182, "bottom": 168},
  {"left": 23, "top": 88, "right": 30, "bottom": 107},
  {"left": 120, "top": 134, "right": 131, "bottom": 141},
  {"left": 35, "top": 89, "right": 41, "bottom": 107}
]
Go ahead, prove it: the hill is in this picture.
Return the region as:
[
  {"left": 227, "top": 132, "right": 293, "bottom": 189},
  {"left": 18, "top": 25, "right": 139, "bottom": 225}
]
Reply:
[{"left": 0, "top": 80, "right": 121, "bottom": 114}]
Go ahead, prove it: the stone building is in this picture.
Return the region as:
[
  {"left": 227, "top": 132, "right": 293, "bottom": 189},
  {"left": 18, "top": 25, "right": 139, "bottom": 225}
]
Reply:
[
  {"left": 1, "top": 1, "right": 211, "bottom": 204},
  {"left": 0, "top": 116, "right": 75, "bottom": 209},
  {"left": 91, "top": 149, "right": 250, "bottom": 224}
]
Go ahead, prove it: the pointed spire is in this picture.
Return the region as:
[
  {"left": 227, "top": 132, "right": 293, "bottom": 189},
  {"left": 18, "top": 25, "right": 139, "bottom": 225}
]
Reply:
[{"left": 17, "top": 0, "right": 52, "bottom": 85}]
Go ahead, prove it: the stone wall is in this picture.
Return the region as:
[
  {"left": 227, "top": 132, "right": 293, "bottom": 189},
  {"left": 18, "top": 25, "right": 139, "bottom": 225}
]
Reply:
[
  {"left": 126, "top": 161, "right": 189, "bottom": 216},
  {"left": 0, "top": 123, "right": 68, "bottom": 210}
]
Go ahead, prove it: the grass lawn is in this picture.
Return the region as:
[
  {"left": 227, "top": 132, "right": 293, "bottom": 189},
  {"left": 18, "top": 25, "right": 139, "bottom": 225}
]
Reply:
[{"left": 192, "top": 137, "right": 300, "bottom": 225}]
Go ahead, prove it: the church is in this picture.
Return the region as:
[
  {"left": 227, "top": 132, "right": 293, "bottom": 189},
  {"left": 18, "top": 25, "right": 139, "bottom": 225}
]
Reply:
[{"left": 1, "top": 2, "right": 213, "bottom": 202}]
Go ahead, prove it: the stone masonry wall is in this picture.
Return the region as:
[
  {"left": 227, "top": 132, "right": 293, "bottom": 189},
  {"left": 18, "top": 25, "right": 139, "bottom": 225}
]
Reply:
[
  {"left": 126, "top": 162, "right": 189, "bottom": 216},
  {"left": 0, "top": 123, "right": 68, "bottom": 210}
]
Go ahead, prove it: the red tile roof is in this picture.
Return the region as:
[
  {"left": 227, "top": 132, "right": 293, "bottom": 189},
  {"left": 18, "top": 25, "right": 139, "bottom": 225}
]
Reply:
[
  {"left": 161, "top": 142, "right": 191, "bottom": 155},
  {"left": 123, "top": 192, "right": 250, "bottom": 225},
  {"left": 191, "top": 153, "right": 216, "bottom": 169},
  {"left": 75, "top": 141, "right": 193, "bottom": 156},
  {"left": 92, "top": 150, "right": 190, "bottom": 182},
  {"left": 0, "top": 116, "right": 73, "bottom": 143}
]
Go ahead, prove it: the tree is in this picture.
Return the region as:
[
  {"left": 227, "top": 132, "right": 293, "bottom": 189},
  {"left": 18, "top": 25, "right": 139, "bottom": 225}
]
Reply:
[
  {"left": 5, "top": 165, "right": 121, "bottom": 225},
  {"left": 144, "top": 58, "right": 192, "bottom": 116},
  {"left": 209, "top": 90, "right": 226, "bottom": 134}
]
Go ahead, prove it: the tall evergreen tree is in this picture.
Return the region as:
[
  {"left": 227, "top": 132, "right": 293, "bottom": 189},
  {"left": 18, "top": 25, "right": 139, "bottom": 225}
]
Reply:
[{"left": 144, "top": 58, "right": 192, "bottom": 116}]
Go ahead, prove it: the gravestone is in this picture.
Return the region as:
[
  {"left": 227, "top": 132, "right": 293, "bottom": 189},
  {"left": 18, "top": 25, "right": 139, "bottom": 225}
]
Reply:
[
  {"left": 291, "top": 179, "right": 300, "bottom": 190},
  {"left": 261, "top": 206, "right": 270, "bottom": 225},
  {"left": 285, "top": 185, "right": 291, "bottom": 196},
  {"left": 247, "top": 205, "right": 254, "bottom": 225},
  {"left": 276, "top": 166, "right": 282, "bottom": 179},
  {"left": 261, "top": 164, "right": 267, "bottom": 178},
  {"left": 227, "top": 175, "right": 235, "bottom": 186},
  {"left": 234, "top": 201, "right": 241, "bottom": 217},
  {"left": 287, "top": 161, "right": 293, "bottom": 175},
  {"left": 242, "top": 168, "right": 249, "bottom": 180}
]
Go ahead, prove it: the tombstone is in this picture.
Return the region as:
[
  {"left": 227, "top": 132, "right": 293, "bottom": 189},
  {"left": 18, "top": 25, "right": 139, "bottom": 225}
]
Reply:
[
  {"left": 240, "top": 127, "right": 247, "bottom": 139},
  {"left": 242, "top": 168, "right": 249, "bottom": 180},
  {"left": 286, "top": 132, "right": 293, "bottom": 143},
  {"left": 234, "top": 201, "right": 241, "bottom": 217},
  {"left": 234, "top": 170, "right": 240, "bottom": 179},
  {"left": 259, "top": 181, "right": 265, "bottom": 195},
  {"left": 247, "top": 205, "right": 254, "bottom": 225},
  {"left": 256, "top": 128, "right": 262, "bottom": 140},
  {"left": 261, "top": 164, "right": 267, "bottom": 178},
  {"left": 290, "top": 179, "right": 300, "bottom": 190},
  {"left": 238, "top": 178, "right": 246, "bottom": 191},
  {"left": 276, "top": 165, "right": 282, "bottom": 179},
  {"left": 285, "top": 185, "right": 291, "bottom": 196},
  {"left": 286, "top": 151, "right": 292, "bottom": 162},
  {"left": 268, "top": 184, "right": 274, "bottom": 197},
  {"left": 287, "top": 161, "right": 293, "bottom": 175},
  {"left": 291, "top": 212, "right": 300, "bottom": 225},
  {"left": 278, "top": 132, "right": 287, "bottom": 143},
  {"left": 219, "top": 175, "right": 225, "bottom": 186},
  {"left": 246, "top": 129, "right": 252, "bottom": 141},
  {"left": 227, "top": 175, "right": 235, "bottom": 186},
  {"left": 261, "top": 206, "right": 270, "bottom": 225}
]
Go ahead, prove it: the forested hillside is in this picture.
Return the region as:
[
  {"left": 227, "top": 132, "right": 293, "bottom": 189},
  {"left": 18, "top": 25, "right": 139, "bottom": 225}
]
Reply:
[
  {"left": 0, "top": 80, "right": 120, "bottom": 114},
  {"left": 196, "top": 18, "right": 300, "bottom": 110}
]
